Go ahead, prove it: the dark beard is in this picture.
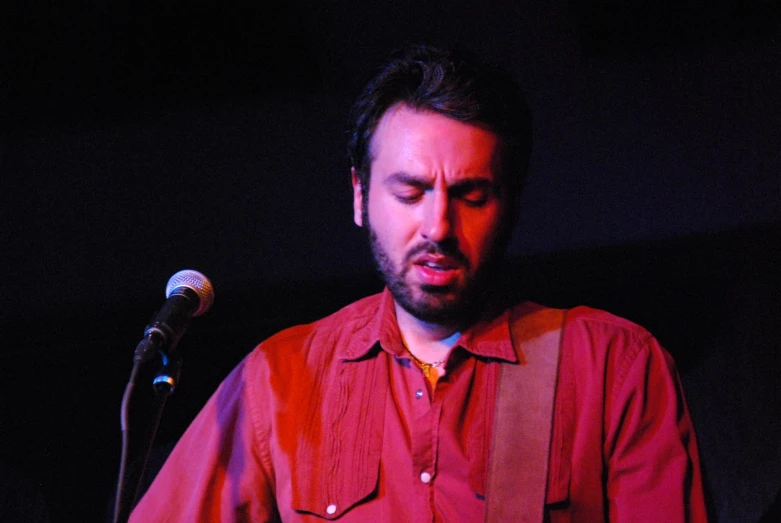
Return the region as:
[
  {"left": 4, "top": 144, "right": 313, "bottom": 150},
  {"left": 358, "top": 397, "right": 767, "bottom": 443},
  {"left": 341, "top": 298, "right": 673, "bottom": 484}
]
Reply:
[{"left": 365, "top": 221, "right": 505, "bottom": 328}]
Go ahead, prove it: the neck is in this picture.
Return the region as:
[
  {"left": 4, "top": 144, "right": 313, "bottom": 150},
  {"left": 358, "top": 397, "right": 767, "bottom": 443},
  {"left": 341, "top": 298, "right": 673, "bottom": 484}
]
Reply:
[
  {"left": 394, "top": 302, "right": 463, "bottom": 363},
  {"left": 391, "top": 274, "right": 514, "bottom": 369}
]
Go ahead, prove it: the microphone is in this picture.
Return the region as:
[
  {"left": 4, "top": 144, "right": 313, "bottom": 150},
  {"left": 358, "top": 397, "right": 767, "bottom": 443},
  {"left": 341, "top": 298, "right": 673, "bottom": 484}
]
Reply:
[
  {"left": 139, "top": 270, "right": 215, "bottom": 358},
  {"left": 115, "top": 271, "right": 215, "bottom": 522}
]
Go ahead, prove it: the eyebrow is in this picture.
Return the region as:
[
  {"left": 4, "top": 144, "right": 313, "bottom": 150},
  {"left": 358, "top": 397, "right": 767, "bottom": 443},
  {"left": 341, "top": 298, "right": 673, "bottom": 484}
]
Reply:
[
  {"left": 383, "top": 171, "right": 496, "bottom": 190},
  {"left": 383, "top": 171, "right": 429, "bottom": 187}
]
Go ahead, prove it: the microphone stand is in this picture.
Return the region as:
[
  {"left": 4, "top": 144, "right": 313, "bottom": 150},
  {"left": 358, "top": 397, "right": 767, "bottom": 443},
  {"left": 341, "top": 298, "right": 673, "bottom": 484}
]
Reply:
[
  {"left": 113, "top": 336, "right": 183, "bottom": 523},
  {"left": 112, "top": 270, "right": 213, "bottom": 522}
]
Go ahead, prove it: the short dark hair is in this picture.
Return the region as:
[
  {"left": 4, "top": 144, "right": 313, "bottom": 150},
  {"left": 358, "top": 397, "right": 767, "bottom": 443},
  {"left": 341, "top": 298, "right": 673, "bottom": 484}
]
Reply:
[{"left": 347, "top": 44, "right": 533, "bottom": 218}]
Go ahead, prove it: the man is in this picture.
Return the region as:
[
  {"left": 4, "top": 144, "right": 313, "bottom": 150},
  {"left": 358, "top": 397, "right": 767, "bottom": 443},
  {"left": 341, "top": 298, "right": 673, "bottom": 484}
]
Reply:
[{"left": 130, "top": 45, "right": 707, "bottom": 522}]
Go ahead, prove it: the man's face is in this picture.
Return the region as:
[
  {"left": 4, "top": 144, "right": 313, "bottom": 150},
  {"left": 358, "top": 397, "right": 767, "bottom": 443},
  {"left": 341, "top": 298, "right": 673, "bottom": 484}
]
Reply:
[{"left": 352, "top": 104, "right": 507, "bottom": 325}]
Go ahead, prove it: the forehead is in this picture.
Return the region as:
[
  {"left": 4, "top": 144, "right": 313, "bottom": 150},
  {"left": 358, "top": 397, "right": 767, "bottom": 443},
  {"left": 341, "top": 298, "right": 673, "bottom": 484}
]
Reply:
[{"left": 369, "top": 104, "right": 499, "bottom": 181}]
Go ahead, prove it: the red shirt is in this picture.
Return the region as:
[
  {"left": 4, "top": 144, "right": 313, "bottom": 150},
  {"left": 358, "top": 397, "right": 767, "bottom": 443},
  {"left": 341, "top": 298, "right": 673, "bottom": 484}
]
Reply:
[{"left": 130, "top": 289, "right": 707, "bottom": 522}]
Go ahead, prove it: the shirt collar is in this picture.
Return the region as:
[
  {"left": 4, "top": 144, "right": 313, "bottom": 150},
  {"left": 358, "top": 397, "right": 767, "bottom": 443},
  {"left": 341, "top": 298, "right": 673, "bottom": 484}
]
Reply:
[{"left": 339, "top": 288, "right": 518, "bottom": 363}]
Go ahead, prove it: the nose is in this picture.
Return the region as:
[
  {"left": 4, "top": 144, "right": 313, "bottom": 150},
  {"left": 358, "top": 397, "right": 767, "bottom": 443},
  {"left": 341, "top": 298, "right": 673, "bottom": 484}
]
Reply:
[{"left": 421, "top": 189, "right": 453, "bottom": 244}]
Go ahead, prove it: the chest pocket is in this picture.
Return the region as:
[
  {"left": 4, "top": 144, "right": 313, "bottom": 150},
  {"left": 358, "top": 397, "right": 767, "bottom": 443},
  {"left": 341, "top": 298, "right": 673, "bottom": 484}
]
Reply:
[
  {"left": 291, "top": 453, "right": 381, "bottom": 519},
  {"left": 290, "top": 356, "right": 388, "bottom": 519}
]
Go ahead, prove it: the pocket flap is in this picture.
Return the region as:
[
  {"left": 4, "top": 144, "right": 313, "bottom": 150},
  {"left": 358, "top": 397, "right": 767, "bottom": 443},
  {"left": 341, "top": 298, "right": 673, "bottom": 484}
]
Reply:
[{"left": 292, "top": 459, "right": 380, "bottom": 519}]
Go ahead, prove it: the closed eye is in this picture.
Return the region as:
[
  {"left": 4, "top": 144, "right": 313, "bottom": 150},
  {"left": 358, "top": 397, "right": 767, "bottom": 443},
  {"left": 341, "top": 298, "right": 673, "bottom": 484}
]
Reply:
[
  {"left": 384, "top": 172, "right": 497, "bottom": 207},
  {"left": 450, "top": 183, "right": 495, "bottom": 207},
  {"left": 390, "top": 177, "right": 428, "bottom": 204},
  {"left": 394, "top": 191, "right": 424, "bottom": 204}
]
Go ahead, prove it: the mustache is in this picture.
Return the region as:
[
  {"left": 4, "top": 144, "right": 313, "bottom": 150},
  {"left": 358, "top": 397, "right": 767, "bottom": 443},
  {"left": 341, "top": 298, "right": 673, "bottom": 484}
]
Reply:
[{"left": 403, "top": 241, "right": 470, "bottom": 270}]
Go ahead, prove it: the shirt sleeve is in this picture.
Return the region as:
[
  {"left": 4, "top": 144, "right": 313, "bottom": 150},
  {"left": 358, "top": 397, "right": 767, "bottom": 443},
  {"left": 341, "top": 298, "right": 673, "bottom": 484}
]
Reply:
[
  {"left": 604, "top": 334, "right": 708, "bottom": 522},
  {"left": 129, "top": 355, "right": 278, "bottom": 522}
]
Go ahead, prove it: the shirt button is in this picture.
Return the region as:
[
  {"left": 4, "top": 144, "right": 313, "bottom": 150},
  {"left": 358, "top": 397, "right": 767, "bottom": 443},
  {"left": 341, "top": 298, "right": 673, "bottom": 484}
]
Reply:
[
  {"left": 415, "top": 389, "right": 423, "bottom": 399},
  {"left": 326, "top": 504, "right": 337, "bottom": 515},
  {"left": 420, "top": 472, "right": 432, "bottom": 484}
]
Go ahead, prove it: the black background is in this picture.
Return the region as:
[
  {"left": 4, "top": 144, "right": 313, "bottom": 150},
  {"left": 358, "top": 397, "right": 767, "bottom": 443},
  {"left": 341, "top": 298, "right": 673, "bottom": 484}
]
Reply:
[{"left": 2, "top": 1, "right": 780, "bottom": 521}]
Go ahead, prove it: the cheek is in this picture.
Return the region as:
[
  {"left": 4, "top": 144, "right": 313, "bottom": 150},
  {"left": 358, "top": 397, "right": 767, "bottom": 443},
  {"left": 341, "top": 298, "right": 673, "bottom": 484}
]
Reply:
[
  {"left": 459, "top": 212, "right": 503, "bottom": 260},
  {"left": 368, "top": 195, "right": 418, "bottom": 242}
]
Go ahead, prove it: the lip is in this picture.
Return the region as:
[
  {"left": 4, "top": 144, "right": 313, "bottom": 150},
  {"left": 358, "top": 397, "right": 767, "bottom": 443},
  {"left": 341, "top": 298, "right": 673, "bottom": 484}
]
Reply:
[{"left": 411, "top": 254, "right": 462, "bottom": 286}]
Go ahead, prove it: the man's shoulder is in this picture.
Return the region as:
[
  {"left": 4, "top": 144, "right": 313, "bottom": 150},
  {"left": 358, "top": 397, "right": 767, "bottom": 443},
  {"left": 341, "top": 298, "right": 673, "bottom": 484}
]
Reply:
[
  {"left": 556, "top": 304, "right": 672, "bottom": 376},
  {"left": 564, "top": 305, "right": 654, "bottom": 341},
  {"left": 238, "top": 292, "right": 385, "bottom": 397},
  {"left": 510, "top": 301, "right": 654, "bottom": 342},
  {"left": 253, "top": 291, "right": 384, "bottom": 354}
]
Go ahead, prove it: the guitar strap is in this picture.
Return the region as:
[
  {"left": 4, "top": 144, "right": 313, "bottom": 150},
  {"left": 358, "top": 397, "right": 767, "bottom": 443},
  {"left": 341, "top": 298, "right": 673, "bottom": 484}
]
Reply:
[{"left": 485, "top": 303, "right": 566, "bottom": 523}]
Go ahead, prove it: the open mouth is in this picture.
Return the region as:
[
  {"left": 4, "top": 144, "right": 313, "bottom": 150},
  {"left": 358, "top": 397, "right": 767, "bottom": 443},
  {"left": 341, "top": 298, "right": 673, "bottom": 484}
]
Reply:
[{"left": 412, "top": 255, "right": 462, "bottom": 286}]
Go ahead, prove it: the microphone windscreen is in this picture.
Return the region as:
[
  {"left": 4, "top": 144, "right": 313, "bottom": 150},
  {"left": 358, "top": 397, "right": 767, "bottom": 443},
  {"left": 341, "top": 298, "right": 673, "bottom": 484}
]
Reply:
[{"left": 165, "top": 270, "right": 215, "bottom": 317}]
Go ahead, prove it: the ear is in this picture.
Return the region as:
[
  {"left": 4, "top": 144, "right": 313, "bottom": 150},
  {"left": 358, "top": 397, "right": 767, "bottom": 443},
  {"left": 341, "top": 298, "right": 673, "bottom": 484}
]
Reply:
[{"left": 351, "top": 167, "right": 364, "bottom": 227}]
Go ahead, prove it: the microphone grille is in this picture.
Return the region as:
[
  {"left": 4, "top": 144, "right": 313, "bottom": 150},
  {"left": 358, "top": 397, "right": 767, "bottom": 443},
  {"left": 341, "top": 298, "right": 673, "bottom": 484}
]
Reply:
[{"left": 165, "top": 270, "right": 215, "bottom": 317}]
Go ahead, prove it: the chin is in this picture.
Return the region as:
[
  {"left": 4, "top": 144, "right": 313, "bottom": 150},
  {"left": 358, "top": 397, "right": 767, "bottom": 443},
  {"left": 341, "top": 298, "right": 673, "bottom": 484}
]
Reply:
[{"left": 398, "top": 286, "right": 476, "bottom": 325}]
